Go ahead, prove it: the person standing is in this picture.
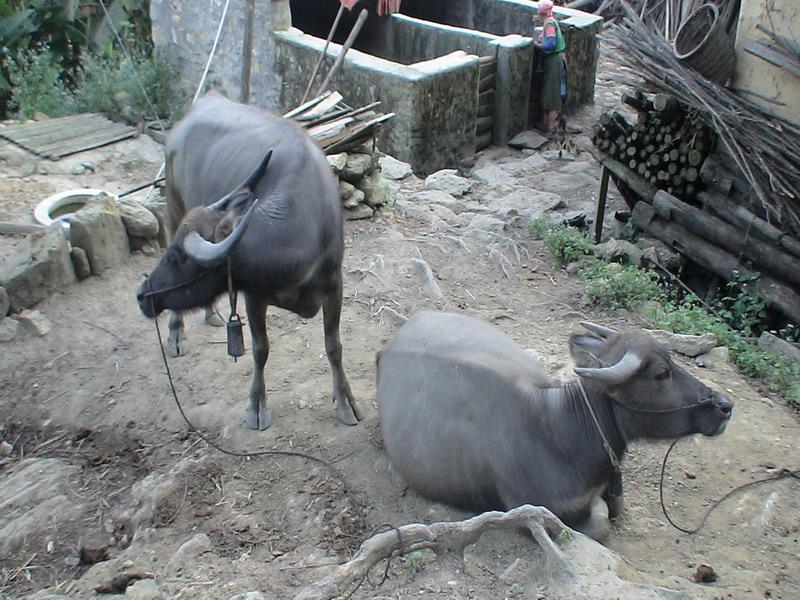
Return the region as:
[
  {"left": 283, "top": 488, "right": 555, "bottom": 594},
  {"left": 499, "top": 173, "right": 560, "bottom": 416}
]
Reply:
[{"left": 534, "top": 0, "right": 567, "bottom": 134}]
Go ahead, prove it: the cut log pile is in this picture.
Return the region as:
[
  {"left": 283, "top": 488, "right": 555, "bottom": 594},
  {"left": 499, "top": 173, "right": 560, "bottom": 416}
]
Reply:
[
  {"left": 284, "top": 90, "right": 395, "bottom": 156},
  {"left": 592, "top": 90, "right": 712, "bottom": 200}
]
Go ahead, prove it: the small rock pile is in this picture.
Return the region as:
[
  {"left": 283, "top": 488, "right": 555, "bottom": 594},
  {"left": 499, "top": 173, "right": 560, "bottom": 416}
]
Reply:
[
  {"left": 0, "top": 193, "right": 166, "bottom": 342},
  {"left": 327, "top": 148, "right": 395, "bottom": 220}
]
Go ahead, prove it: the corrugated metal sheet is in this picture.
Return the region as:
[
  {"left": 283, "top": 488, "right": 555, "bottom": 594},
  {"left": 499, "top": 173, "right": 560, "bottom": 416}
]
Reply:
[{"left": 0, "top": 113, "right": 137, "bottom": 160}]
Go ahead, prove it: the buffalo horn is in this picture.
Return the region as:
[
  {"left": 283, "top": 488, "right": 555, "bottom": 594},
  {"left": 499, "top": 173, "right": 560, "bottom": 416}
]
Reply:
[
  {"left": 209, "top": 148, "right": 274, "bottom": 212},
  {"left": 580, "top": 321, "right": 618, "bottom": 339},
  {"left": 574, "top": 350, "right": 642, "bottom": 384},
  {"left": 183, "top": 197, "right": 261, "bottom": 267}
]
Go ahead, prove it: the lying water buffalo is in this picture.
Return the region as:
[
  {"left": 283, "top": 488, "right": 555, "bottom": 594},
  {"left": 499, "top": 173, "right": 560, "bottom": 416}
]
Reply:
[
  {"left": 137, "top": 92, "right": 362, "bottom": 430},
  {"left": 377, "top": 312, "right": 732, "bottom": 540}
]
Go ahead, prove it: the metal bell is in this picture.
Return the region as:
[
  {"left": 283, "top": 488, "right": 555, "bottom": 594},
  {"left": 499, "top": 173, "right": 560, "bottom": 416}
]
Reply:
[{"left": 227, "top": 315, "right": 245, "bottom": 358}]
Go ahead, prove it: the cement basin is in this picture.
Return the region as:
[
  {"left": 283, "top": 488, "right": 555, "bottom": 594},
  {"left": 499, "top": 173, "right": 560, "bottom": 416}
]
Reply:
[{"left": 34, "top": 189, "right": 118, "bottom": 228}]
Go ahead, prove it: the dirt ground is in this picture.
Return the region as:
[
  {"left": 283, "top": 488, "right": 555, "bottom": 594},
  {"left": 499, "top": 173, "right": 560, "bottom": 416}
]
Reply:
[{"left": 1, "top": 53, "right": 799, "bottom": 600}]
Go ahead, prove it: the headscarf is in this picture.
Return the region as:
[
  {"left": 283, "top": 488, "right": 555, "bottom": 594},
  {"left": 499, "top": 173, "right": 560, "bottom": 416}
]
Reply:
[{"left": 538, "top": 0, "right": 554, "bottom": 19}]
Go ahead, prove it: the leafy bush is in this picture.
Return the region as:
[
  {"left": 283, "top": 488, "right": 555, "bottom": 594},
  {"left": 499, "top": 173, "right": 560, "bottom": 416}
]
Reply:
[
  {"left": 75, "top": 50, "right": 186, "bottom": 125},
  {"left": 6, "top": 47, "right": 74, "bottom": 119},
  {"left": 530, "top": 217, "right": 590, "bottom": 264},
  {"left": 580, "top": 260, "right": 661, "bottom": 309}
]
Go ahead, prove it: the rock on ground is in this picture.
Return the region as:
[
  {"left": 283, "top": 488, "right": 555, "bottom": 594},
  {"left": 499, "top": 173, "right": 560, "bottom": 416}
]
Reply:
[
  {"left": 425, "top": 169, "right": 472, "bottom": 197},
  {"left": 646, "top": 329, "right": 718, "bottom": 358},
  {"left": 14, "top": 309, "right": 51, "bottom": 337},
  {"left": 118, "top": 198, "right": 159, "bottom": 239},
  {"left": 508, "top": 130, "right": 548, "bottom": 150},
  {"left": 0, "top": 458, "right": 83, "bottom": 555},
  {"left": 0, "top": 316, "right": 19, "bottom": 342},
  {"left": 0, "top": 224, "right": 77, "bottom": 310},
  {"left": 69, "top": 195, "right": 130, "bottom": 275},
  {"left": 379, "top": 155, "right": 413, "bottom": 180},
  {"left": 0, "top": 285, "right": 8, "bottom": 316}
]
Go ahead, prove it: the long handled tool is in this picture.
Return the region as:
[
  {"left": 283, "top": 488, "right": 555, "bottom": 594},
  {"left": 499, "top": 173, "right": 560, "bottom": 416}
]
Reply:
[
  {"left": 316, "top": 8, "right": 369, "bottom": 98},
  {"left": 300, "top": 3, "right": 347, "bottom": 104}
]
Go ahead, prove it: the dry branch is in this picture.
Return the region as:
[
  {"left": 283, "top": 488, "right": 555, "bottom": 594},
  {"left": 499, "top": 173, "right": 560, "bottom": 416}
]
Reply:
[
  {"left": 605, "top": 1, "right": 800, "bottom": 238},
  {"left": 293, "top": 505, "right": 571, "bottom": 600}
]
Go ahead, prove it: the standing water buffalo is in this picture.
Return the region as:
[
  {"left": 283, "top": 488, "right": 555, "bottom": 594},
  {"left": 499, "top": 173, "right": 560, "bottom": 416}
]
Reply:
[
  {"left": 137, "top": 92, "right": 362, "bottom": 430},
  {"left": 377, "top": 312, "right": 733, "bottom": 540}
]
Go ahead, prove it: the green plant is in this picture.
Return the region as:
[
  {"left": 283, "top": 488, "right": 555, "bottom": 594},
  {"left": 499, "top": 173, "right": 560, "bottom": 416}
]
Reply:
[
  {"left": 75, "top": 48, "right": 185, "bottom": 125},
  {"left": 530, "top": 217, "right": 590, "bottom": 264},
  {"left": 403, "top": 550, "right": 425, "bottom": 576},
  {"left": 6, "top": 46, "right": 74, "bottom": 118},
  {"left": 580, "top": 260, "right": 661, "bottom": 309},
  {"left": 712, "top": 280, "right": 768, "bottom": 337}
]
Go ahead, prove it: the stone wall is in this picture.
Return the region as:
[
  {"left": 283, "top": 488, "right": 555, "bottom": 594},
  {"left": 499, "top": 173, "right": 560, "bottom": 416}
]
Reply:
[
  {"left": 275, "top": 29, "right": 479, "bottom": 175},
  {"left": 389, "top": 15, "right": 497, "bottom": 64},
  {"left": 150, "top": 0, "right": 280, "bottom": 110}
]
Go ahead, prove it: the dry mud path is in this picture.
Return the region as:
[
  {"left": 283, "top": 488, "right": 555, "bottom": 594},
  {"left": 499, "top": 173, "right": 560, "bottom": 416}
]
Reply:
[{"left": 1, "top": 53, "right": 799, "bottom": 600}]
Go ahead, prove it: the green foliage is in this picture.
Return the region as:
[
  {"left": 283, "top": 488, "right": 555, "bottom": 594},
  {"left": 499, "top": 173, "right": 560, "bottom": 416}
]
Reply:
[
  {"left": 75, "top": 49, "right": 186, "bottom": 125},
  {"left": 530, "top": 217, "right": 590, "bottom": 264},
  {"left": 403, "top": 551, "right": 425, "bottom": 576},
  {"left": 6, "top": 46, "right": 74, "bottom": 118},
  {"left": 580, "top": 260, "right": 661, "bottom": 309}
]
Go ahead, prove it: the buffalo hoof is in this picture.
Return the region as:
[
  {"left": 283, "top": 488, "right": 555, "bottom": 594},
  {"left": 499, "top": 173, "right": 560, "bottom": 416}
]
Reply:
[
  {"left": 167, "top": 335, "right": 189, "bottom": 358},
  {"left": 607, "top": 493, "right": 624, "bottom": 520},
  {"left": 205, "top": 307, "right": 225, "bottom": 328},
  {"left": 335, "top": 392, "right": 363, "bottom": 426},
  {"left": 246, "top": 405, "right": 272, "bottom": 430},
  {"left": 578, "top": 497, "right": 611, "bottom": 542}
]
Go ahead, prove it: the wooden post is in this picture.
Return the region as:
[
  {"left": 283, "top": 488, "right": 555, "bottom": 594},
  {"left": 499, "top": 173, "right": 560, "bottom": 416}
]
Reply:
[
  {"left": 595, "top": 165, "right": 610, "bottom": 243},
  {"left": 240, "top": 0, "right": 256, "bottom": 103}
]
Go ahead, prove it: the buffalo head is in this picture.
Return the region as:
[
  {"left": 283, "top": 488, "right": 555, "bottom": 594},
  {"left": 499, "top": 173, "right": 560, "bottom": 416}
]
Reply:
[
  {"left": 136, "top": 149, "right": 273, "bottom": 318},
  {"left": 570, "top": 322, "right": 733, "bottom": 439}
]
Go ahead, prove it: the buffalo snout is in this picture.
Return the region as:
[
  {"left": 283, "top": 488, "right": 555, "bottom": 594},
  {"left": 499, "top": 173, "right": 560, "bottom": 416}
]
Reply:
[
  {"left": 700, "top": 392, "right": 734, "bottom": 436},
  {"left": 136, "top": 280, "right": 159, "bottom": 319}
]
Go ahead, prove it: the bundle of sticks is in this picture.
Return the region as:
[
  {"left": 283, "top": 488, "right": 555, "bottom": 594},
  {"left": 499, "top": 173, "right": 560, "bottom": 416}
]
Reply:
[
  {"left": 284, "top": 91, "right": 394, "bottom": 155},
  {"left": 592, "top": 90, "right": 712, "bottom": 199},
  {"left": 605, "top": 1, "right": 800, "bottom": 238}
]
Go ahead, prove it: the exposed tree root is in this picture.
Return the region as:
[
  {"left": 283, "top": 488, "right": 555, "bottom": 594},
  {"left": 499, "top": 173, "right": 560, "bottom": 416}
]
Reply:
[{"left": 293, "top": 504, "right": 573, "bottom": 600}]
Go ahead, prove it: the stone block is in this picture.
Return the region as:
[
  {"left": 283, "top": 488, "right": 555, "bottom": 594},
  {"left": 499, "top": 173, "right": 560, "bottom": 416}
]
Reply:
[
  {"left": 0, "top": 318, "right": 19, "bottom": 343},
  {"left": 14, "top": 309, "right": 52, "bottom": 337},
  {"left": 646, "top": 329, "right": 718, "bottom": 357},
  {"left": 344, "top": 204, "right": 374, "bottom": 220},
  {"left": 142, "top": 200, "right": 169, "bottom": 248},
  {"left": 758, "top": 332, "right": 800, "bottom": 365},
  {"left": 327, "top": 153, "right": 348, "bottom": 175},
  {"left": 379, "top": 155, "right": 413, "bottom": 180},
  {"left": 69, "top": 196, "right": 130, "bottom": 275},
  {"left": 0, "top": 225, "right": 77, "bottom": 310},
  {"left": 343, "top": 189, "right": 365, "bottom": 209},
  {"left": 70, "top": 247, "right": 92, "bottom": 281},
  {"left": 424, "top": 169, "right": 472, "bottom": 197},
  {"left": 0, "top": 286, "right": 8, "bottom": 317},
  {"left": 342, "top": 153, "right": 376, "bottom": 182},
  {"left": 338, "top": 179, "right": 356, "bottom": 200},
  {"left": 358, "top": 170, "right": 394, "bottom": 207},
  {"left": 118, "top": 198, "right": 160, "bottom": 239}
]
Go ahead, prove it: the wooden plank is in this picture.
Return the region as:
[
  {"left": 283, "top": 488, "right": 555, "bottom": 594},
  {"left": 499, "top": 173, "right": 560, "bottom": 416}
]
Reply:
[
  {"left": 744, "top": 39, "right": 800, "bottom": 78},
  {"left": 479, "top": 73, "right": 496, "bottom": 92},
  {"left": 0, "top": 113, "right": 106, "bottom": 136},
  {"left": 476, "top": 131, "right": 492, "bottom": 150},
  {"left": 478, "top": 90, "right": 495, "bottom": 108},
  {"left": 308, "top": 116, "right": 355, "bottom": 139},
  {"left": 35, "top": 124, "right": 135, "bottom": 155},
  {"left": 479, "top": 61, "right": 497, "bottom": 78},
  {"left": 477, "top": 103, "right": 493, "bottom": 118},
  {"left": 297, "top": 91, "right": 344, "bottom": 120},
  {"left": 632, "top": 202, "right": 800, "bottom": 324},
  {"left": 1, "top": 115, "right": 113, "bottom": 144},
  {"left": 476, "top": 116, "right": 493, "bottom": 135},
  {"left": 45, "top": 130, "right": 138, "bottom": 159},
  {"left": 24, "top": 122, "right": 133, "bottom": 151},
  {"left": 478, "top": 55, "right": 497, "bottom": 65},
  {"left": 0, "top": 221, "right": 47, "bottom": 235},
  {"left": 324, "top": 113, "right": 394, "bottom": 154},
  {"left": 588, "top": 149, "right": 658, "bottom": 204},
  {"left": 283, "top": 91, "right": 333, "bottom": 119}
]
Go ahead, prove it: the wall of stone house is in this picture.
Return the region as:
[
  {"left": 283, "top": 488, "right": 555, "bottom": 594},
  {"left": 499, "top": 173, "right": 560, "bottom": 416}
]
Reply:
[
  {"left": 389, "top": 15, "right": 498, "bottom": 64},
  {"left": 274, "top": 30, "right": 480, "bottom": 175},
  {"left": 472, "top": 0, "right": 603, "bottom": 113},
  {"left": 149, "top": 0, "right": 280, "bottom": 111},
  {"left": 733, "top": 0, "right": 800, "bottom": 125}
]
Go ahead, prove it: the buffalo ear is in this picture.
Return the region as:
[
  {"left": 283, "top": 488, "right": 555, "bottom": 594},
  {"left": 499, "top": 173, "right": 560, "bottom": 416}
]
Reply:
[{"left": 569, "top": 334, "right": 604, "bottom": 368}]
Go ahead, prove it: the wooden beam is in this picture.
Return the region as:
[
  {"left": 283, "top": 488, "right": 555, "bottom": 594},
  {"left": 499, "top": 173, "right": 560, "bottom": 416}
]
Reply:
[{"left": 744, "top": 39, "right": 800, "bottom": 78}]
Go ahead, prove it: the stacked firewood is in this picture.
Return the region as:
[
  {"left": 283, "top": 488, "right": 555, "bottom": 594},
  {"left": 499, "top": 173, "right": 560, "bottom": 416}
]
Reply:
[
  {"left": 284, "top": 90, "right": 394, "bottom": 155},
  {"left": 591, "top": 90, "right": 712, "bottom": 199}
]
